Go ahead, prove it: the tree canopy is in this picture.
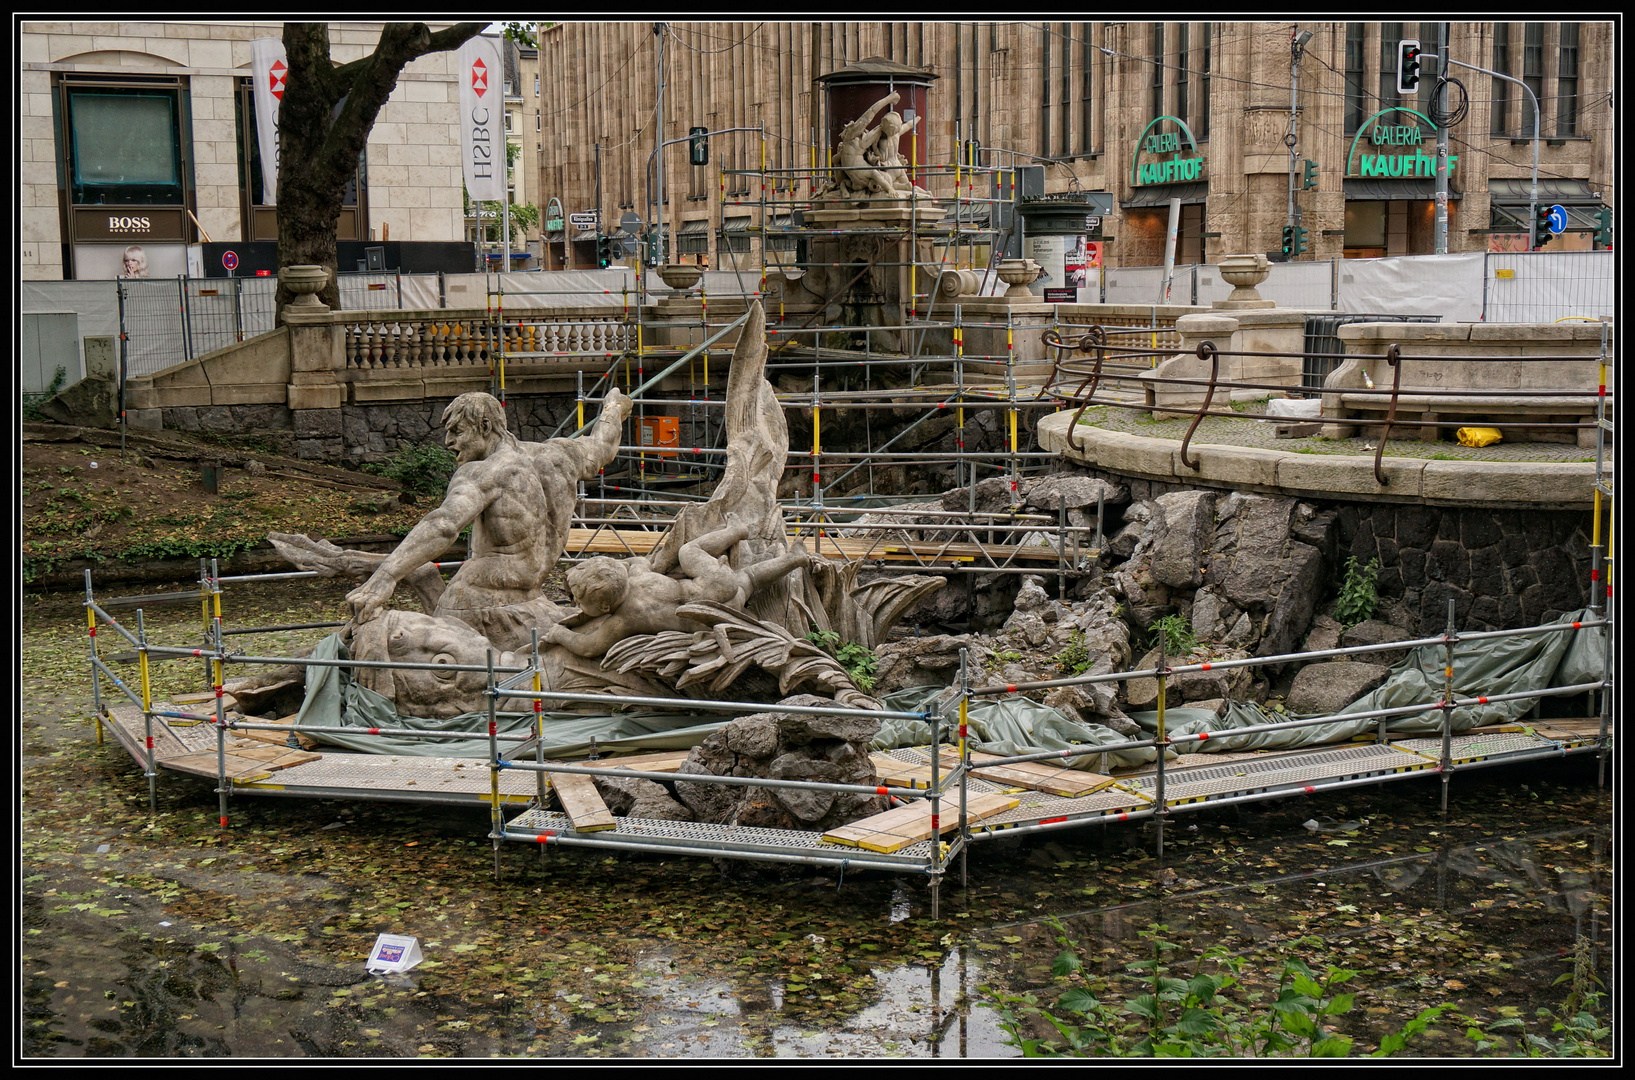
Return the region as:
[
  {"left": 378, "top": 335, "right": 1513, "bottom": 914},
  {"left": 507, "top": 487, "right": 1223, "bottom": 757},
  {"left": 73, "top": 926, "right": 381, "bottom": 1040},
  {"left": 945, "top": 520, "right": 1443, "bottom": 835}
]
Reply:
[{"left": 275, "top": 22, "right": 486, "bottom": 314}]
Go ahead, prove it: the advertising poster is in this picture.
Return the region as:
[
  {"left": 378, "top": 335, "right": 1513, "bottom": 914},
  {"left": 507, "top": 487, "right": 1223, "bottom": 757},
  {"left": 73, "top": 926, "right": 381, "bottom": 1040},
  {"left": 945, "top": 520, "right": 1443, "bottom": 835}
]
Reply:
[
  {"left": 74, "top": 242, "right": 188, "bottom": 280},
  {"left": 1027, "top": 234, "right": 1099, "bottom": 302}
]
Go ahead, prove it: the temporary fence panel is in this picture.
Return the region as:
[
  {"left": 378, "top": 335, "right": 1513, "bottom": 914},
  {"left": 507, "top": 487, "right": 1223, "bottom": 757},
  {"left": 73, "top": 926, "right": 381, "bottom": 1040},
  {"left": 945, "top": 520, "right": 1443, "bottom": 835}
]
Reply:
[
  {"left": 1484, "top": 250, "right": 1614, "bottom": 323},
  {"left": 456, "top": 269, "right": 640, "bottom": 308},
  {"left": 398, "top": 273, "right": 444, "bottom": 310},
  {"left": 1336, "top": 252, "right": 1484, "bottom": 322},
  {"left": 116, "top": 278, "right": 189, "bottom": 378},
  {"left": 22, "top": 280, "right": 120, "bottom": 346},
  {"left": 1191, "top": 265, "right": 1235, "bottom": 306},
  {"left": 337, "top": 272, "right": 402, "bottom": 311},
  {"left": 1259, "top": 260, "right": 1334, "bottom": 310},
  {"left": 1102, "top": 265, "right": 1171, "bottom": 305}
]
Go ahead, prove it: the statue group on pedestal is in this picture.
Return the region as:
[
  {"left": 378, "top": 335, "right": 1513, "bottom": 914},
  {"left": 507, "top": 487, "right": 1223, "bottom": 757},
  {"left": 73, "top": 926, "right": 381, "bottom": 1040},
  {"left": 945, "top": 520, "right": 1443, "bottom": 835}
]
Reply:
[
  {"left": 817, "top": 91, "right": 933, "bottom": 201},
  {"left": 268, "top": 301, "right": 941, "bottom": 721}
]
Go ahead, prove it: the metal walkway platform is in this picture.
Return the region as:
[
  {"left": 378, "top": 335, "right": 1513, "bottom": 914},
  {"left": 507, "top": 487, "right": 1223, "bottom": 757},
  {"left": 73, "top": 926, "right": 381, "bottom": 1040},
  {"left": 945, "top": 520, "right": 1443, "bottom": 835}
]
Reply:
[{"left": 103, "top": 700, "right": 1604, "bottom": 869}]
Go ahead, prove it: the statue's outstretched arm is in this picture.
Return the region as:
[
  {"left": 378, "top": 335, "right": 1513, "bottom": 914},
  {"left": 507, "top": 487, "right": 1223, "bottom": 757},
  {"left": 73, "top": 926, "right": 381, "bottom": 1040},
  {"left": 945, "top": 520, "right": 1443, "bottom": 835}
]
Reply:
[{"left": 544, "top": 387, "right": 633, "bottom": 481}]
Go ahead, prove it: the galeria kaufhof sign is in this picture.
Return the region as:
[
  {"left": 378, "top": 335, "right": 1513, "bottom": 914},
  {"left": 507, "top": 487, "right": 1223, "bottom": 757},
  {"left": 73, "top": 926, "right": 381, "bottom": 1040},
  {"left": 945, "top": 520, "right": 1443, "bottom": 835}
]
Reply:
[
  {"left": 1131, "top": 116, "right": 1206, "bottom": 186},
  {"left": 1347, "top": 107, "right": 1457, "bottom": 178}
]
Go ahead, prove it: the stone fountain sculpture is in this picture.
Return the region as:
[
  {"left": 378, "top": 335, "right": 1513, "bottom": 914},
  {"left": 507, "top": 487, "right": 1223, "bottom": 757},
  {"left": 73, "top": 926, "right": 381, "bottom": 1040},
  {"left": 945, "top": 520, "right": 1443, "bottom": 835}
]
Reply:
[{"left": 261, "top": 301, "right": 943, "bottom": 720}]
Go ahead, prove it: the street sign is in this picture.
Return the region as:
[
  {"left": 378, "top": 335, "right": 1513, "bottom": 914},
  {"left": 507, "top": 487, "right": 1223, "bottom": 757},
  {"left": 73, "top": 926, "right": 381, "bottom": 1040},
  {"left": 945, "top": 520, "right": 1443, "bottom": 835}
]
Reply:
[
  {"left": 221, "top": 250, "right": 238, "bottom": 272},
  {"left": 620, "top": 210, "right": 644, "bottom": 235},
  {"left": 1546, "top": 204, "right": 1568, "bottom": 235},
  {"left": 569, "top": 211, "right": 599, "bottom": 229}
]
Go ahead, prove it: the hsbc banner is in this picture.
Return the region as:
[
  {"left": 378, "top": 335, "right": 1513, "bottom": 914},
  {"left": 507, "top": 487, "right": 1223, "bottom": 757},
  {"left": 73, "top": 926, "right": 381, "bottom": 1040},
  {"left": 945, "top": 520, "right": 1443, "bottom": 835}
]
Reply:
[
  {"left": 457, "top": 37, "right": 505, "bottom": 202},
  {"left": 250, "top": 37, "right": 287, "bottom": 205}
]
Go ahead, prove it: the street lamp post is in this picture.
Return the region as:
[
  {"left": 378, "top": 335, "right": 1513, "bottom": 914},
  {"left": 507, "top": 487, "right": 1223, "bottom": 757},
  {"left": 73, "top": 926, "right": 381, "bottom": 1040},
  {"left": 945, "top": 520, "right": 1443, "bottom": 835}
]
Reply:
[{"left": 1444, "top": 56, "right": 1541, "bottom": 249}]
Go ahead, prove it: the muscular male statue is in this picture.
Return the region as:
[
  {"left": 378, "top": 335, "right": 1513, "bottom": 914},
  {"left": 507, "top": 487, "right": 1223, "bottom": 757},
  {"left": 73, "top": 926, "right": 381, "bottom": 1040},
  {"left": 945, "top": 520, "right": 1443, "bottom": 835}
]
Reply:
[{"left": 272, "top": 388, "right": 631, "bottom": 651}]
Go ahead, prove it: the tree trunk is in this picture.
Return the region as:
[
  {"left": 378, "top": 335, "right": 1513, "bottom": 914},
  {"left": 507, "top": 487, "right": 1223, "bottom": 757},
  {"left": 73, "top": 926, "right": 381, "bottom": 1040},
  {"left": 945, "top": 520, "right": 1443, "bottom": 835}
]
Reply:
[{"left": 273, "top": 21, "right": 485, "bottom": 321}]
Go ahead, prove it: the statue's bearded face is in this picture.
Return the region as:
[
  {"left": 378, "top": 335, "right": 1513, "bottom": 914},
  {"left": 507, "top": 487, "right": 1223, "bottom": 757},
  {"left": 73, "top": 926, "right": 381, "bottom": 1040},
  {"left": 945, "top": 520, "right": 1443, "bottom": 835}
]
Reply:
[{"left": 351, "top": 610, "right": 503, "bottom": 720}]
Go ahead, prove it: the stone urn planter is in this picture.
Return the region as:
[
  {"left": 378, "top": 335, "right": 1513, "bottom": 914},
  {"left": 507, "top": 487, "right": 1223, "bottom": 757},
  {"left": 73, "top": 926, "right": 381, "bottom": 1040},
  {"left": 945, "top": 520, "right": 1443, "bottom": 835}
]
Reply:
[
  {"left": 657, "top": 263, "right": 703, "bottom": 294},
  {"left": 1216, "top": 253, "right": 1273, "bottom": 307},
  {"left": 997, "top": 258, "right": 1042, "bottom": 298},
  {"left": 279, "top": 264, "right": 331, "bottom": 312}
]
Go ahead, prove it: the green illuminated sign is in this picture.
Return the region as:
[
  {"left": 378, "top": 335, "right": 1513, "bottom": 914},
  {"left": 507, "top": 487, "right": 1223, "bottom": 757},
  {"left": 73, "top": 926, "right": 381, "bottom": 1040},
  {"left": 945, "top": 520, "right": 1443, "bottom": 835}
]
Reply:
[
  {"left": 1131, "top": 116, "right": 1205, "bottom": 187},
  {"left": 1347, "top": 108, "right": 1457, "bottom": 178}
]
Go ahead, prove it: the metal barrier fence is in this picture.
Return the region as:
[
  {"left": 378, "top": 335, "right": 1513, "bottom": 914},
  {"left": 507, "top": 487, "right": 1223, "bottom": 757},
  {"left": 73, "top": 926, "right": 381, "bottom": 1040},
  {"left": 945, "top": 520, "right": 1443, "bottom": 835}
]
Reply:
[{"left": 1300, "top": 313, "right": 1442, "bottom": 390}]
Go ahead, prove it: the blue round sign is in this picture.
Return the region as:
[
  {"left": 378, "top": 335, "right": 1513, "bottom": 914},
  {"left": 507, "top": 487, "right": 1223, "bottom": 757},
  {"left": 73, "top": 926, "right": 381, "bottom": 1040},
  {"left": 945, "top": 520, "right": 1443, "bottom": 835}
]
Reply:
[
  {"left": 222, "top": 250, "right": 239, "bottom": 271},
  {"left": 1547, "top": 205, "right": 1568, "bottom": 235}
]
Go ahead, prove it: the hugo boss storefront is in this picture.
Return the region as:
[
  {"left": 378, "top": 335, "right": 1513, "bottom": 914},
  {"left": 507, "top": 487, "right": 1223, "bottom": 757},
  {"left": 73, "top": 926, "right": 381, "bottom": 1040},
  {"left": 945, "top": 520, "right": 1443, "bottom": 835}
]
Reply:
[
  {"left": 57, "top": 72, "right": 197, "bottom": 280},
  {"left": 1121, "top": 116, "right": 1207, "bottom": 266},
  {"left": 1342, "top": 107, "right": 1459, "bottom": 258}
]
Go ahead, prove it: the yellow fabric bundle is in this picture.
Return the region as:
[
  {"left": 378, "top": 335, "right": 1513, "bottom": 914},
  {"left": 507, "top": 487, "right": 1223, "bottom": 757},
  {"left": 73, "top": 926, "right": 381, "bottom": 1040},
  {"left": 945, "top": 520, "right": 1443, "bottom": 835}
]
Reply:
[{"left": 1456, "top": 427, "right": 1504, "bottom": 447}]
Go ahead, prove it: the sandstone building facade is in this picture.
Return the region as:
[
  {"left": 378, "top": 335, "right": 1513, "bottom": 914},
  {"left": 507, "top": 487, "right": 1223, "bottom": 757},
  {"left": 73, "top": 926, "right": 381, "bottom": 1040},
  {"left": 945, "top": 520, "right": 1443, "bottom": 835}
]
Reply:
[{"left": 534, "top": 21, "right": 1615, "bottom": 270}]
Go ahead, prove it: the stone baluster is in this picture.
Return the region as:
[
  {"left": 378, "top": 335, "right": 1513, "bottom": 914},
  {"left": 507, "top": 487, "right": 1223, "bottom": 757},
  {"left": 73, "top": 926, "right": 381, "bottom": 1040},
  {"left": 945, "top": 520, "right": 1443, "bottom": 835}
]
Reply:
[{"left": 344, "top": 324, "right": 361, "bottom": 369}]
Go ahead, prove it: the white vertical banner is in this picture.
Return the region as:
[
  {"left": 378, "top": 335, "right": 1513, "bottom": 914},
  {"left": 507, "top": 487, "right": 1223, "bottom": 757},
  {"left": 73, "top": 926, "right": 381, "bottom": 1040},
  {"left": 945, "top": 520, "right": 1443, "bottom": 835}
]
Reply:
[
  {"left": 249, "top": 38, "right": 287, "bottom": 205},
  {"left": 457, "top": 36, "right": 505, "bottom": 202}
]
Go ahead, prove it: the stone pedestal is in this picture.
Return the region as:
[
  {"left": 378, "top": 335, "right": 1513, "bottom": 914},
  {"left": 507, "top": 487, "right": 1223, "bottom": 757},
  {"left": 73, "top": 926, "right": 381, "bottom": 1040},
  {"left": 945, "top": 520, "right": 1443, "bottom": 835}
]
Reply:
[
  {"left": 1142, "top": 313, "right": 1239, "bottom": 416},
  {"left": 803, "top": 202, "right": 938, "bottom": 352}
]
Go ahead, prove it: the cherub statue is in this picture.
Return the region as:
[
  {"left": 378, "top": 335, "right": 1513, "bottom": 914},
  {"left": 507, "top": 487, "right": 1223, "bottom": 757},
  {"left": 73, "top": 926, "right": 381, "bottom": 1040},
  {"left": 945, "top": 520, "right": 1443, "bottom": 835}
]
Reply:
[
  {"left": 865, "top": 105, "right": 931, "bottom": 197},
  {"left": 544, "top": 515, "right": 817, "bottom": 659},
  {"left": 820, "top": 92, "right": 904, "bottom": 199}
]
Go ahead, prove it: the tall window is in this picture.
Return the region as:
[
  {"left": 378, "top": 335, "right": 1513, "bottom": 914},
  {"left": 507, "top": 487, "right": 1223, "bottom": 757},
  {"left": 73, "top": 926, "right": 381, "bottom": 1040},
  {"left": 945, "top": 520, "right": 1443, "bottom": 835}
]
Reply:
[
  {"left": 1379, "top": 22, "right": 1403, "bottom": 111},
  {"left": 1198, "top": 23, "right": 1211, "bottom": 140},
  {"left": 1039, "top": 24, "right": 1051, "bottom": 158},
  {"left": 1522, "top": 23, "right": 1544, "bottom": 137},
  {"left": 1417, "top": 22, "right": 1439, "bottom": 114},
  {"left": 1491, "top": 23, "right": 1511, "bottom": 134},
  {"left": 1150, "top": 23, "right": 1165, "bottom": 117},
  {"left": 1059, "top": 23, "right": 1071, "bottom": 154},
  {"left": 1556, "top": 23, "right": 1579, "bottom": 135},
  {"left": 1080, "top": 22, "right": 1095, "bottom": 154},
  {"left": 1175, "top": 23, "right": 1189, "bottom": 129},
  {"left": 1344, "top": 23, "right": 1367, "bottom": 135}
]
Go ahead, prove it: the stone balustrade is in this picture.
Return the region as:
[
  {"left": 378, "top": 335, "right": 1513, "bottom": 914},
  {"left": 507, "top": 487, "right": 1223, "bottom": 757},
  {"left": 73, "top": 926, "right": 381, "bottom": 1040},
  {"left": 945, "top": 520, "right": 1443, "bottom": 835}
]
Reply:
[{"left": 335, "top": 308, "right": 639, "bottom": 373}]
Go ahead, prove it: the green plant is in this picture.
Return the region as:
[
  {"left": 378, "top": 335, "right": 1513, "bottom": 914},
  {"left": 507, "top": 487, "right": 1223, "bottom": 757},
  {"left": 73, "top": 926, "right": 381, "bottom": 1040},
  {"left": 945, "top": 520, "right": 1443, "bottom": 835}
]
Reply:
[
  {"left": 365, "top": 444, "right": 457, "bottom": 497},
  {"left": 804, "top": 628, "right": 879, "bottom": 692},
  {"left": 988, "top": 649, "right": 1024, "bottom": 671},
  {"left": 1334, "top": 556, "right": 1382, "bottom": 628},
  {"left": 1462, "top": 936, "right": 1610, "bottom": 1057},
  {"left": 1049, "top": 629, "right": 1092, "bottom": 675},
  {"left": 1149, "top": 614, "right": 1196, "bottom": 657},
  {"left": 22, "top": 366, "right": 68, "bottom": 420},
  {"left": 984, "top": 921, "right": 1448, "bottom": 1059}
]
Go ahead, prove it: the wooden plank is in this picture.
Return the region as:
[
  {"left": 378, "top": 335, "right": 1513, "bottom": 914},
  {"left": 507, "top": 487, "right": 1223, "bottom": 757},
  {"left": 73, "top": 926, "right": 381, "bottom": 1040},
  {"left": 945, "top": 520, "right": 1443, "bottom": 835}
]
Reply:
[
  {"left": 105, "top": 703, "right": 192, "bottom": 762},
  {"left": 560, "top": 527, "right": 1061, "bottom": 565},
  {"left": 822, "top": 790, "right": 1018, "bottom": 853},
  {"left": 230, "top": 714, "right": 321, "bottom": 751},
  {"left": 577, "top": 750, "right": 692, "bottom": 773},
  {"left": 937, "top": 748, "right": 1116, "bottom": 797},
  {"left": 868, "top": 753, "right": 935, "bottom": 790},
  {"left": 551, "top": 771, "right": 618, "bottom": 832},
  {"left": 161, "top": 745, "right": 322, "bottom": 783}
]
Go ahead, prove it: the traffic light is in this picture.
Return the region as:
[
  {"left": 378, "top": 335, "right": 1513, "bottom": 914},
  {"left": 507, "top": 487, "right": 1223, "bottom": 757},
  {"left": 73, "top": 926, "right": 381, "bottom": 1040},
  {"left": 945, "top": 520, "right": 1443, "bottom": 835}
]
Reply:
[
  {"left": 689, "top": 126, "right": 709, "bottom": 167},
  {"left": 1534, "top": 205, "right": 1554, "bottom": 249},
  {"left": 1281, "top": 225, "right": 1294, "bottom": 257},
  {"left": 1293, "top": 225, "right": 1309, "bottom": 255},
  {"left": 596, "top": 236, "right": 613, "bottom": 267},
  {"left": 1302, "top": 159, "right": 1318, "bottom": 190},
  {"left": 1396, "top": 39, "right": 1422, "bottom": 95},
  {"left": 1595, "top": 207, "right": 1613, "bottom": 249}
]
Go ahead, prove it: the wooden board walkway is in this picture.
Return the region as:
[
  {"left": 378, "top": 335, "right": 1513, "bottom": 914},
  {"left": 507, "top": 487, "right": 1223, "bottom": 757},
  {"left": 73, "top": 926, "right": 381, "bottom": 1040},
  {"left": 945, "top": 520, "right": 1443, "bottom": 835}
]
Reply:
[
  {"left": 821, "top": 789, "right": 1020, "bottom": 853},
  {"left": 563, "top": 526, "right": 1063, "bottom": 566},
  {"left": 936, "top": 747, "right": 1117, "bottom": 797}
]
